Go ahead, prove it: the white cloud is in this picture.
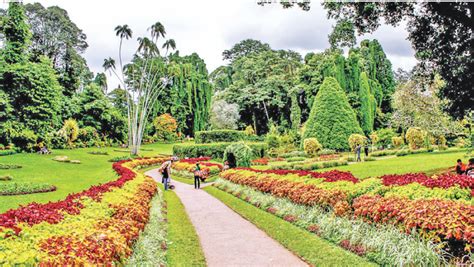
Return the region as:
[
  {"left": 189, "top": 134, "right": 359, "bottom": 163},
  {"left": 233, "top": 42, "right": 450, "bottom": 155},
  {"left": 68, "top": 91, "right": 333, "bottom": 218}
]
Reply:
[{"left": 4, "top": 0, "right": 418, "bottom": 89}]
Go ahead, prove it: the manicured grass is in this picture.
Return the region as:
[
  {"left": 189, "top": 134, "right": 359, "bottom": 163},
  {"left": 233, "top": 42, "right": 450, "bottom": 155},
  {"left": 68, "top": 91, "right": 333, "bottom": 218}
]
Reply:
[
  {"left": 323, "top": 150, "right": 467, "bottom": 178},
  {"left": 204, "top": 186, "right": 376, "bottom": 267},
  {"left": 164, "top": 184, "right": 206, "bottom": 266},
  {"left": 0, "top": 142, "right": 175, "bottom": 212}
]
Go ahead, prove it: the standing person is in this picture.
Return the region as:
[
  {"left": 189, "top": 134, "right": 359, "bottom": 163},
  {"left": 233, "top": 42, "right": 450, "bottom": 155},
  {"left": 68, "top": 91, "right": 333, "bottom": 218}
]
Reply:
[
  {"left": 364, "top": 143, "right": 369, "bottom": 157},
  {"left": 455, "top": 159, "right": 466, "bottom": 175},
  {"left": 194, "top": 162, "right": 202, "bottom": 189},
  {"left": 159, "top": 156, "right": 178, "bottom": 190},
  {"left": 356, "top": 144, "right": 362, "bottom": 162}
]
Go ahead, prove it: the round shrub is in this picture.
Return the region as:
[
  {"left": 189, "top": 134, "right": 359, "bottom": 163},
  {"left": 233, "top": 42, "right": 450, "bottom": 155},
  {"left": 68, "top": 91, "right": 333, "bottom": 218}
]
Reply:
[
  {"left": 223, "top": 142, "right": 252, "bottom": 167},
  {"left": 348, "top": 134, "right": 367, "bottom": 152},
  {"left": 391, "top": 136, "right": 404, "bottom": 148},
  {"left": 303, "top": 138, "right": 322, "bottom": 157},
  {"left": 303, "top": 77, "right": 363, "bottom": 151},
  {"left": 153, "top": 113, "right": 177, "bottom": 141},
  {"left": 405, "top": 127, "right": 425, "bottom": 150},
  {"left": 369, "top": 132, "right": 379, "bottom": 147}
]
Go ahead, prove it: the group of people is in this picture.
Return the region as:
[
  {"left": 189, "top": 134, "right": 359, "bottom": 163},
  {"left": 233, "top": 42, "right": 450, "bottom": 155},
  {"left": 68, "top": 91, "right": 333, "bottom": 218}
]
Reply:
[
  {"left": 456, "top": 158, "right": 474, "bottom": 177},
  {"left": 355, "top": 144, "right": 370, "bottom": 162},
  {"left": 158, "top": 157, "right": 231, "bottom": 190}
]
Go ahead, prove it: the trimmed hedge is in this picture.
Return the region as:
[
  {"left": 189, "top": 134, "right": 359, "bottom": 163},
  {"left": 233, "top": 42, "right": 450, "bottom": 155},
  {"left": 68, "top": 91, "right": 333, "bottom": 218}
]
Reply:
[
  {"left": 271, "top": 159, "right": 348, "bottom": 171},
  {"left": 173, "top": 142, "right": 267, "bottom": 159},
  {"left": 0, "top": 150, "right": 16, "bottom": 156},
  {"left": 195, "top": 130, "right": 246, "bottom": 144}
]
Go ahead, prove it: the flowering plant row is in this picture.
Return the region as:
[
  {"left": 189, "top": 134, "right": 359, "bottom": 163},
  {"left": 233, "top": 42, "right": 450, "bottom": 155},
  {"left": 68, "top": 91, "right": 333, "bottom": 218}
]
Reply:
[
  {"left": 237, "top": 167, "right": 359, "bottom": 183},
  {"left": 251, "top": 157, "right": 269, "bottom": 165},
  {"left": 172, "top": 157, "right": 222, "bottom": 176},
  {"left": 0, "top": 157, "right": 168, "bottom": 265},
  {"left": 381, "top": 173, "right": 474, "bottom": 190},
  {"left": 220, "top": 168, "right": 474, "bottom": 251}
]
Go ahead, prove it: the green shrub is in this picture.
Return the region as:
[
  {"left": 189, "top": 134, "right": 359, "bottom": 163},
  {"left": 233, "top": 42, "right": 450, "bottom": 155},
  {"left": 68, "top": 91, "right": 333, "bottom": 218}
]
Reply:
[
  {"left": 370, "top": 150, "right": 398, "bottom": 157},
  {"left": 303, "top": 138, "right": 322, "bottom": 157},
  {"left": 0, "top": 150, "right": 16, "bottom": 156},
  {"left": 271, "top": 159, "right": 348, "bottom": 171},
  {"left": 286, "top": 156, "right": 306, "bottom": 162},
  {"left": 265, "top": 134, "right": 280, "bottom": 149},
  {"left": 376, "top": 128, "right": 396, "bottom": 148},
  {"left": 280, "top": 151, "right": 307, "bottom": 158},
  {"left": 348, "top": 134, "right": 367, "bottom": 152},
  {"left": 0, "top": 163, "right": 22, "bottom": 169},
  {"left": 88, "top": 151, "right": 109, "bottom": 155},
  {"left": 195, "top": 130, "right": 245, "bottom": 144},
  {"left": 173, "top": 142, "right": 267, "bottom": 159},
  {"left": 0, "top": 175, "right": 13, "bottom": 181},
  {"left": 406, "top": 127, "right": 425, "bottom": 150},
  {"left": 391, "top": 136, "right": 404, "bottom": 148},
  {"left": 11, "top": 129, "right": 38, "bottom": 152},
  {"left": 317, "top": 149, "right": 336, "bottom": 156},
  {"left": 303, "top": 77, "right": 363, "bottom": 151},
  {"left": 77, "top": 126, "right": 99, "bottom": 147},
  {"left": 109, "top": 155, "right": 138, "bottom": 162},
  {"left": 224, "top": 142, "right": 252, "bottom": 167},
  {"left": 0, "top": 182, "right": 56, "bottom": 195},
  {"left": 61, "top": 119, "right": 79, "bottom": 147},
  {"left": 364, "top": 156, "right": 376, "bottom": 161}
]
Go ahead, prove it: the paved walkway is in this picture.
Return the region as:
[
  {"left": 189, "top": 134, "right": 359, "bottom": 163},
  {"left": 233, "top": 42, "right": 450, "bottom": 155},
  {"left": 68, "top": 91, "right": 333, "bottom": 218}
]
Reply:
[{"left": 145, "top": 169, "right": 306, "bottom": 267}]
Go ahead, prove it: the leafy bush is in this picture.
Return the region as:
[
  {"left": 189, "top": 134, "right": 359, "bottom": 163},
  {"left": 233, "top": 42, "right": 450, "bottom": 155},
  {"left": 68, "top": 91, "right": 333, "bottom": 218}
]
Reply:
[
  {"left": 195, "top": 130, "right": 246, "bottom": 144},
  {"left": 0, "top": 150, "right": 16, "bottom": 156},
  {"left": 376, "top": 128, "right": 396, "bottom": 148},
  {"left": 224, "top": 142, "right": 252, "bottom": 167},
  {"left": 285, "top": 156, "right": 306, "bottom": 162},
  {"left": 47, "top": 130, "right": 68, "bottom": 149},
  {"left": 369, "top": 132, "right": 379, "bottom": 147},
  {"left": 244, "top": 125, "right": 255, "bottom": 136},
  {"left": 317, "top": 149, "right": 336, "bottom": 156},
  {"left": 153, "top": 113, "right": 177, "bottom": 141},
  {"left": 271, "top": 159, "right": 348, "bottom": 170},
  {"left": 370, "top": 150, "right": 398, "bottom": 157},
  {"left": 265, "top": 134, "right": 280, "bottom": 149},
  {"left": 303, "top": 77, "right": 363, "bottom": 151},
  {"left": 348, "top": 134, "right": 367, "bottom": 152},
  {"left": 391, "top": 136, "right": 404, "bottom": 148},
  {"left": 11, "top": 129, "right": 38, "bottom": 152},
  {"left": 173, "top": 142, "right": 267, "bottom": 159},
  {"left": 405, "top": 127, "right": 425, "bottom": 150},
  {"left": 303, "top": 138, "right": 322, "bottom": 157},
  {"left": 108, "top": 155, "right": 138, "bottom": 162},
  {"left": 88, "top": 151, "right": 109, "bottom": 155},
  {"left": 61, "top": 119, "right": 79, "bottom": 147},
  {"left": 77, "top": 126, "right": 99, "bottom": 147},
  {"left": 0, "top": 175, "right": 13, "bottom": 181},
  {"left": 280, "top": 151, "right": 307, "bottom": 158}
]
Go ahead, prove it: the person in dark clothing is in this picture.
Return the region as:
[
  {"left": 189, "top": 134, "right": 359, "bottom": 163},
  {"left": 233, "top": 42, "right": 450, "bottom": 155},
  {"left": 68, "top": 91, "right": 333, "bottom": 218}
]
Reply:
[
  {"left": 364, "top": 144, "right": 369, "bottom": 157},
  {"left": 194, "top": 162, "right": 201, "bottom": 189},
  {"left": 160, "top": 156, "right": 178, "bottom": 190},
  {"left": 356, "top": 144, "right": 362, "bottom": 162},
  {"left": 456, "top": 159, "right": 466, "bottom": 175}
]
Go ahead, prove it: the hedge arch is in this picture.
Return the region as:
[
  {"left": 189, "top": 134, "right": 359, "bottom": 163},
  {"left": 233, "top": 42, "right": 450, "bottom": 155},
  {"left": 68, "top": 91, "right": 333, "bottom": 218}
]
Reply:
[{"left": 223, "top": 142, "right": 252, "bottom": 168}]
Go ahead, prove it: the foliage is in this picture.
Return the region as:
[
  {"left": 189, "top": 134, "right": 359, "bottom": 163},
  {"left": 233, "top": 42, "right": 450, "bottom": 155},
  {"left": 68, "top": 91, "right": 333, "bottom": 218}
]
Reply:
[
  {"left": 172, "top": 142, "right": 267, "bottom": 159},
  {"left": 61, "top": 119, "right": 79, "bottom": 147},
  {"left": 348, "top": 134, "right": 367, "bottom": 152},
  {"left": 224, "top": 142, "right": 253, "bottom": 167},
  {"left": 1, "top": 2, "right": 31, "bottom": 64},
  {"left": 376, "top": 128, "right": 396, "bottom": 148},
  {"left": 0, "top": 182, "right": 56, "bottom": 196},
  {"left": 303, "top": 77, "right": 363, "bottom": 151},
  {"left": 77, "top": 126, "right": 99, "bottom": 146},
  {"left": 405, "top": 127, "right": 425, "bottom": 150},
  {"left": 222, "top": 39, "right": 271, "bottom": 62},
  {"left": 358, "top": 72, "right": 375, "bottom": 134},
  {"left": 0, "top": 163, "right": 21, "bottom": 169},
  {"left": 303, "top": 138, "right": 322, "bottom": 157},
  {"left": 210, "top": 99, "right": 240, "bottom": 130},
  {"left": 328, "top": 19, "right": 356, "bottom": 49},
  {"left": 244, "top": 125, "right": 255, "bottom": 136},
  {"left": 153, "top": 113, "right": 177, "bottom": 141},
  {"left": 391, "top": 136, "right": 404, "bottom": 148},
  {"left": 369, "top": 132, "right": 379, "bottom": 146},
  {"left": 10, "top": 128, "right": 37, "bottom": 152},
  {"left": 195, "top": 130, "right": 245, "bottom": 144}
]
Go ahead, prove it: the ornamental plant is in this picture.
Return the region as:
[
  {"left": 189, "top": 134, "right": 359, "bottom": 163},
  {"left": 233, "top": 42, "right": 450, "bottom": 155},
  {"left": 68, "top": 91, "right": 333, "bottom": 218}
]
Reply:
[
  {"left": 405, "top": 127, "right": 425, "bottom": 150},
  {"left": 391, "top": 136, "right": 404, "bottom": 148},
  {"left": 61, "top": 119, "right": 79, "bottom": 147},
  {"left": 348, "top": 134, "right": 367, "bottom": 152},
  {"left": 303, "top": 138, "right": 322, "bottom": 157},
  {"left": 303, "top": 77, "right": 363, "bottom": 151},
  {"left": 153, "top": 113, "right": 177, "bottom": 141}
]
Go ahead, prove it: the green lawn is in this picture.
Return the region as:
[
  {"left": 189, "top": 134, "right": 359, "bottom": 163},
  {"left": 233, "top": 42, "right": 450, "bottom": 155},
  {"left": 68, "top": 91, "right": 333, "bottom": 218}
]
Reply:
[
  {"left": 0, "top": 142, "right": 175, "bottom": 212},
  {"left": 164, "top": 186, "right": 206, "bottom": 266},
  {"left": 204, "top": 186, "right": 375, "bottom": 267},
  {"left": 322, "top": 150, "right": 467, "bottom": 178}
]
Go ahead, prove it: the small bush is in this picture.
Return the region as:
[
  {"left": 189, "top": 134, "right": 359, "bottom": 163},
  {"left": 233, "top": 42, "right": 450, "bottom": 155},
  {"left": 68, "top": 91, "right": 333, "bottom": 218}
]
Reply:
[
  {"left": 317, "top": 149, "right": 336, "bottom": 156},
  {"left": 280, "top": 151, "right": 307, "bottom": 158},
  {"left": 195, "top": 130, "right": 245, "bottom": 144},
  {"left": 391, "top": 136, "right": 404, "bottom": 148},
  {"left": 405, "top": 127, "right": 425, "bottom": 150},
  {"left": 224, "top": 142, "right": 252, "bottom": 167},
  {"left": 265, "top": 134, "right": 280, "bottom": 149},
  {"left": 286, "top": 156, "right": 306, "bottom": 162},
  {"left": 0, "top": 150, "right": 16, "bottom": 156},
  {"left": 154, "top": 113, "right": 178, "bottom": 141},
  {"left": 77, "top": 126, "right": 99, "bottom": 147},
  {"left": 61, "top": 119, "right": 79, "bottom": 147},
  {"left": 348, "top": 134, "right": 367, "bottom": 152},
  {"left": 109, "top": 155, "right": 138, "bottom": 162},
  {"left": 0, "top": 175, "right": 13, "bottom": 181},
  {"left": 0, "top": 163, "right": 22, "bottom": 169},
  {"left": 364, "top": 156, "right": 376, "bottom": 161},
  {"left": 88, "top": 151, "right": 109, "bottom": 155},
  {"left": 303, "top": 138, "right": 322, "bottom": 157}
]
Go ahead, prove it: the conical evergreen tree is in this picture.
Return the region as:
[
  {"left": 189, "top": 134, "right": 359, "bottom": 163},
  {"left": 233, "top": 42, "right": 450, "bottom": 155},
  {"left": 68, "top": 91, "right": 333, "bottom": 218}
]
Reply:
[
  {"left": 359, "top": 72, "right": 375, "bottom": 135},
  {"left": 303, "top": 77, "right": 363, "bottom": 151}
]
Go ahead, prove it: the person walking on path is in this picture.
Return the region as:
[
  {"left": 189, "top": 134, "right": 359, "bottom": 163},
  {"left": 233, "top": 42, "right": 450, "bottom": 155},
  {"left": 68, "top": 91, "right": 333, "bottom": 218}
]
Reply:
[
  {"left": 159, "top": 156, "right": 178, "bottom": 190},
  {"left": 356, "top": 144, "right": 362, "bottom": 162},
  {"left": 194, "top": 162, "right": 202, "bottom": 189}
]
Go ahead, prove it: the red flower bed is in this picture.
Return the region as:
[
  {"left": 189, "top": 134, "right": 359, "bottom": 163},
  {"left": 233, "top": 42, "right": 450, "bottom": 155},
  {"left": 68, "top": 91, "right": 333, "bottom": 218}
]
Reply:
[
  {"left": 251, "top": 157, "right": 269, "bottom": 165},
  {"left": 381, "top": 173, "right": 474, "bottom": 189},
  {"left": 236, "top": 168, "right": 359, "bottom": 183}
]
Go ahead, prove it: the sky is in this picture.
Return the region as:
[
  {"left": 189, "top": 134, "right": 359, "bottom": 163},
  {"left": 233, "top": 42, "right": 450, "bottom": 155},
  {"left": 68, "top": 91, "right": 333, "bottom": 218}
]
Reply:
[{"left": 7, "top": 0, "right": 418, "bottom": 89}]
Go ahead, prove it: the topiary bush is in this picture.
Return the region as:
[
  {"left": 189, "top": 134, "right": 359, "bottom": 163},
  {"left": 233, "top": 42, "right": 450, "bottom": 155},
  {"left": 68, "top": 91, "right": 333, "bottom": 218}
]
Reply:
[
  {"left": 303, "top": 138, "right": 322, "bottom": 157},
  {"left": 223, "top": 142, "right": 252, "bottom": 167},
  {"left": 348, "top": 134, "right": 367, "bottom": 152},
  {"left": 303, "top": 77, "right": 363, "bottom": 151},
  {"left": 405, "top": 127, "right": 425, "bottom": 150},
  {"left": 195, "top": 130, "right": 246, "bottom": 144}
]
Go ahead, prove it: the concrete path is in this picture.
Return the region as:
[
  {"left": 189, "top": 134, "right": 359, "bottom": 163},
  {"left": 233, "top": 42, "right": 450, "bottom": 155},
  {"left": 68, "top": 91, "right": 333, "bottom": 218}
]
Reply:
[{"left": 145, "top": 169, "right": 306, "bottom": 267}]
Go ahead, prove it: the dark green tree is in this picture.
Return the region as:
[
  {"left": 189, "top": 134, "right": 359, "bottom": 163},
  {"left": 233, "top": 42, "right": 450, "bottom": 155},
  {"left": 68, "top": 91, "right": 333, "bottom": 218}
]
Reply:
[
  {"left": 303, "top": 77, "right": 363, "bottom": 151},
  {"left": 222, "top": 39, "right": 271, "bottom": 62},
  {"left": 358, "top": 72, "right": 375, "bottom": 135},
  {"left": 1, "top": 2, "right": 31, "bottom": 64}
]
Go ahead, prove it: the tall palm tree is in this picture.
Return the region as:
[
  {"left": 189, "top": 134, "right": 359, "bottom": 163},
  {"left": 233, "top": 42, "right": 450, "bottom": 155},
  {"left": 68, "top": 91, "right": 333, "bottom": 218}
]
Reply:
[
  {"left": 149, "top": 22, "right": 166, "bottom": 42},
  {"left": 137, "top": 37, "right": 159, "bottom": 57},
  {"left": 103, "top": 57, "right": 116, "bottom": 72},
  {"left": 162, "top": 39, "right": 176, "bottom": 56},
  {"left": 114, "top": 25, "right": 133, "bottom": 75}
]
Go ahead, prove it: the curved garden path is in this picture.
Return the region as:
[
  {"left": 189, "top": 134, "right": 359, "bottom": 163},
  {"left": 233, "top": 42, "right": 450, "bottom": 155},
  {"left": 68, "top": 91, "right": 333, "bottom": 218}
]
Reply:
[{"left": 145, "top": 169, "right": 307, "bottom": 267}]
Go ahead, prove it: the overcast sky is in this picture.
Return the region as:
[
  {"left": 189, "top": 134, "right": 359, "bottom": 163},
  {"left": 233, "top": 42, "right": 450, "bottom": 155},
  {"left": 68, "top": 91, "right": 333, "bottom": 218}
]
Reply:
[{"left": 8, "top": 0, "right": 417, "bottom": 89}]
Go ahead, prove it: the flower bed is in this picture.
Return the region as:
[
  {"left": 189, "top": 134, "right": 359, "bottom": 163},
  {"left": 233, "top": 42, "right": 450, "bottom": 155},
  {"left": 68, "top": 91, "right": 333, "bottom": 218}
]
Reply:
[
  {"left": 0, "top": 182, "right": 56, "bottom": 196},
  {"left": 381, "top": 173, "right": 474, "bottom": 189},
  {"left": 172, "top": 157, "right": 222, "bottom": 177},
  {"left": 219, "top": 168, "right": 474, "bottom": 254},
  {"left": 251, "top": 157, "right": 269, "bottom": 165},
  {"left": 0, "top": 157, "right": 168, "bottom": 265}
]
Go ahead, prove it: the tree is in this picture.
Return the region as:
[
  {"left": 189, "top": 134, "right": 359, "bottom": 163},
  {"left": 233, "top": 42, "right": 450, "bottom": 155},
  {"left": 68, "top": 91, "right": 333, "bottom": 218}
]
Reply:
[
  {"left": 328, "top": 19, "right": 356, "bottom": 49},
  {"left": 303, "top": 77, "right": 363, "bottom": 151},
  {"left": 405, "top": 127, "right": 425, "bottom": 150},
  {"left": 1, "top": 2, "right": 31, "bottom": 64},
  {"left": 358, "top": 72, "right": 375, "bottom": 135},
  {"left": 153, "top": 113, "right": 177, "bottom": 141},
  {"left": 222, "top": 39, "right": 271, "bottom": 62},
  {"left": 210, "top": 99, "right": 240, "bottom": 130},
  {"left": 93, "top": 72, "right": 107, "bottom": 93}
]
